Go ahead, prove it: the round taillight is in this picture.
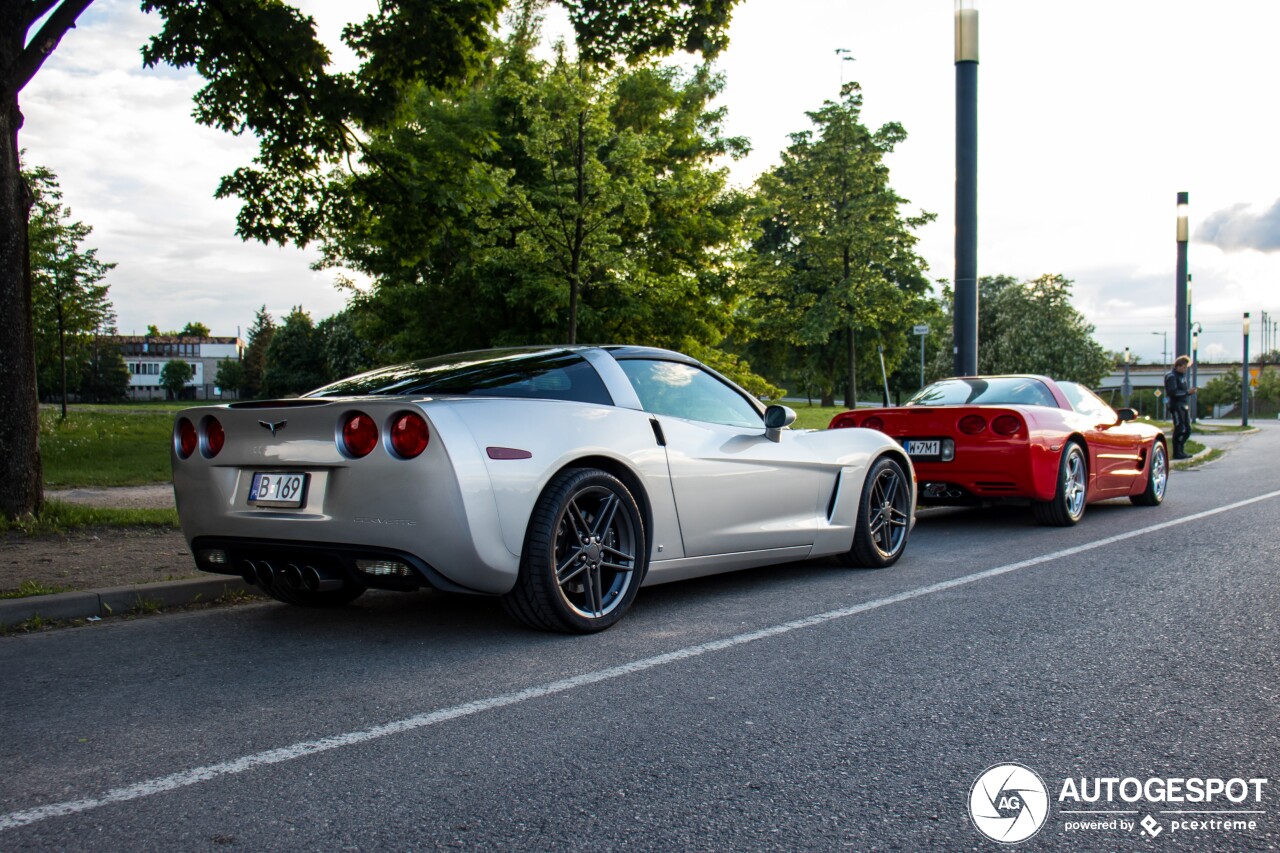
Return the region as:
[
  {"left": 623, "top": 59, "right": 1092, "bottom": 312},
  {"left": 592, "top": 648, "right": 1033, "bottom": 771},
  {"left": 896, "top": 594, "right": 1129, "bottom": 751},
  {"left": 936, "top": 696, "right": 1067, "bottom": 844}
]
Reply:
[
  {"left": 176, "top": 417, "right": 197, "bottom": 459},
  {"left": 390, "top": 412, "right": 429, "bottom": 459},
  {"left": 203, "top": 417, "right": 225, "bottom": 457},
  {"left": 958, "top": 414, "right": 987, "bottom": 435},
  {"left": 992, "top": 415, "right": 1022, "bottom": 436},
  {"left": 341, "top": 412, "right": 379, "bottom": 458},
  {"left": 861, "top": 416, "right": 885, "bottom": 431}
]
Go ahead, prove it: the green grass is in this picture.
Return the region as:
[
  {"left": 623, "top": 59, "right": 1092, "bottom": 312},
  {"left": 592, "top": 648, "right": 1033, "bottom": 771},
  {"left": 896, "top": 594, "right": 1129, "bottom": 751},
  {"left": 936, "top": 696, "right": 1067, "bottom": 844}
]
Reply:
[
  {"left": 0, "top": 580, "right": 72, "bottom": 599},
  {"left": 40, "top": 404, "right": 187, "bottom": 487},
  {"left": 0, "top": 500, "right": 179, "bottom": 534},
  {"left": 787, "top": 403, "right": 847, "bottom": 431}
]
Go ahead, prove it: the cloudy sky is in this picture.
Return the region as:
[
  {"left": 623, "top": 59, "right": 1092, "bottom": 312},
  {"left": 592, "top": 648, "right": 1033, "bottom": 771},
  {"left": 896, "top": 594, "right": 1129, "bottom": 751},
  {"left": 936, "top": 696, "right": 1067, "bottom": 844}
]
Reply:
[{"left": 21, "top": 0, "right": 1280, "bottom": 364}]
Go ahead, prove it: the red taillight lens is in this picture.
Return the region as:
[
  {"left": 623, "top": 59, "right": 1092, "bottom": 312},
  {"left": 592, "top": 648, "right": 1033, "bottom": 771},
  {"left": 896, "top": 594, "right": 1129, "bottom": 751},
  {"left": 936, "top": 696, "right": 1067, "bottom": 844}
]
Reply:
[
  {"left": 390, "top": 412, "right": 429, "bottom": 459},
  {"left": 203, "top": 417, "right": 225, "bottom": 457},
  {"left": 861, "top": 416, "right": 885, "bottom": 431},
  {"left": 991, "top": 415, "right": 1022, "bottom": 436},
  {"left": 176, "top": 418, "right": 197, "bottom": 459},
  {"left": 958, "top": 414, "right": 987, "bottom": 435},
  {"left": 341, "top": 412, "right": 379, "bottom": 458}
]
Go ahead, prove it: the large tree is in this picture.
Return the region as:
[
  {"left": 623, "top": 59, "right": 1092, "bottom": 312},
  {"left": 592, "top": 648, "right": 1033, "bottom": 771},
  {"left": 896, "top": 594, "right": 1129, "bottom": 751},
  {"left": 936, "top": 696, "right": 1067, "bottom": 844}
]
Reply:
[
  {"left": 748, "top": 83, "right": 933, "bottom": 406},
  {"left": 27, "top": 163, "right": 116, "bottom": 416},
  {"left": 1, "top": 0, "right": 739, "bottom": 519}
]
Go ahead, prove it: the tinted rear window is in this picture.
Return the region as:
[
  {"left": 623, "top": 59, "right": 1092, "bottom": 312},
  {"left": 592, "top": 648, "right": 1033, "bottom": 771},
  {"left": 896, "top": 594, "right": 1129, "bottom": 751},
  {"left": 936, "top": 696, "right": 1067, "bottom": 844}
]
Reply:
[
  {"left": 906, "top": 377, "right": 1059, "bottom": 408},
  {"left": 306, "top": 350, "right": 614, "bottom": 405}
]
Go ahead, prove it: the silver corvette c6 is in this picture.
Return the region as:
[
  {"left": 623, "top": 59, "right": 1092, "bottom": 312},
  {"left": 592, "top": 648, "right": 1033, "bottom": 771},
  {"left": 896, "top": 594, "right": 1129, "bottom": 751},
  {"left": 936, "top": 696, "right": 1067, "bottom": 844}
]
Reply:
[{"left": 172, "top": 346, "right": 916, "bottom": 633}]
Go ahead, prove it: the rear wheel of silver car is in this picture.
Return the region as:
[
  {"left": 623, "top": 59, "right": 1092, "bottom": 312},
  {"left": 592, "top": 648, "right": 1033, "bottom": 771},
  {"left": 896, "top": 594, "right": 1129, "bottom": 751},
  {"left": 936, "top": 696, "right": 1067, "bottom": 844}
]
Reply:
[
  {"left": 1033, "top": 441, "right": 1087, "bottom": 526},
  {"left": 1130, "top": 440, "right": 1168, "bottom": 507},
  {"left": 503, "top": 468, "right": 646, "bottom": 634},
  {"left": 840, "top": 455, "right": 911, "bottom": 569}
]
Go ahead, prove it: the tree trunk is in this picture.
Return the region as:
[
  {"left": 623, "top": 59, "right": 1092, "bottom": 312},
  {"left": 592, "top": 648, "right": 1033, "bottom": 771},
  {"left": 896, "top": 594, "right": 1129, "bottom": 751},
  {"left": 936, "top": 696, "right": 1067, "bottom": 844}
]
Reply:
[
  {"left": 0, "top": 97, "right": 43, "bottom": 518},
  {"left": 845, "top": 326, "right": 857, "bottom": 408},
  {"left": 820, "top": 389, "right": 835, "bottom": 408}
]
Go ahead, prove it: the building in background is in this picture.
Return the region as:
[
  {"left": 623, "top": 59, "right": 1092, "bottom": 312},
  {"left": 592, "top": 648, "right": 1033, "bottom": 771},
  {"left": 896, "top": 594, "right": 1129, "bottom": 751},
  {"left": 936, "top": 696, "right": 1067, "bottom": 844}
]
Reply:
[{"left": 108, "top": 335, "right": 244, "bottom": 401}]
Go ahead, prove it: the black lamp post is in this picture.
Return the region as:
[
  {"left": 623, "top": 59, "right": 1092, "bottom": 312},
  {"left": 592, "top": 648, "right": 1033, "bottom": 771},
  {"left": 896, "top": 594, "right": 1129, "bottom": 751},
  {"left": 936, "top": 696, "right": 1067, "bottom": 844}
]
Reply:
[
  {"left": 1175, "top": 193, "right": 1189, "bottom": 359},
  {"left": 953, "top": 0, "right": 979, "bottom": 376},
  {"left": 1242, "top": 312, "right": 1251, "bottom": 428},
  {"left": 1122, "top": 347, "right": 1132, "bottom": 409}
]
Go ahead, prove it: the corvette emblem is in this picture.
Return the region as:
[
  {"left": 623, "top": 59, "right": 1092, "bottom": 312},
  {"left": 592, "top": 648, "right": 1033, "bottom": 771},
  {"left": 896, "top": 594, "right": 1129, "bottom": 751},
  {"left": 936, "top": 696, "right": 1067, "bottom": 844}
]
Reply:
[{"left": 259, "top": 419, "right": 287, "bottom": 436}]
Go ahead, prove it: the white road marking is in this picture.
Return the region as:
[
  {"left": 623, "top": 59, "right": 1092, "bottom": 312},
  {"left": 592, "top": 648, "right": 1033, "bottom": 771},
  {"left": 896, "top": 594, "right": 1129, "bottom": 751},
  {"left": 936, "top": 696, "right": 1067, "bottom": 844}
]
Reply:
[{"left": 4, "top": 488, "right": 1279, "bottom": 833}]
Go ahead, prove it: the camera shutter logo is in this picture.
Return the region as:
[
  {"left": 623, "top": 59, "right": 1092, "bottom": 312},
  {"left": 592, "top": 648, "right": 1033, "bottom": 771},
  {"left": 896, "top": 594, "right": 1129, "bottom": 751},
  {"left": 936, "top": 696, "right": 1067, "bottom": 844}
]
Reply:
[{"left": 969, "top": 763, "right": 1050, "bottom": 844}]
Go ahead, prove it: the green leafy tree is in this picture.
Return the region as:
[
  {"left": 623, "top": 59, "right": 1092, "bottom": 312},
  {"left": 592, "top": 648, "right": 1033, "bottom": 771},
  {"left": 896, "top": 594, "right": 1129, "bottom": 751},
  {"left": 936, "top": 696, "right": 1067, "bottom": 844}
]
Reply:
[
  {"left": 27, "top": 164, "right": 116, "bottom": 417},
  {"left": 81, "top": 335, "right": 130, "bottom": 403},
  {"left": 930, "top": 275, "right": 1110, "bottom": 387},
  {"left": 320, "top": 17, "right": 764, "bottom": 387},
  {"left": 261, "top": 307, "right": 326, "bottom": 397},
  {"left": 317, "top": 310, "right": 375, "bottom": 382},
  {"left": 242, "top": 306, "right": 275, "bottom": 399},
  {"left": 1, "top": 0, "right": 740, "bottom": 520},
  {"left": 179, "top": 321, "right": 211, "bottom": 337},
  {"left": 160, "top": 358, "right": 195, "bottom": 400},
  {"left": 215, "top": 358, "right": 247, "bottom": 398},
  {"left": 747, "top": 83, "right": 933, "bottom": 406}
]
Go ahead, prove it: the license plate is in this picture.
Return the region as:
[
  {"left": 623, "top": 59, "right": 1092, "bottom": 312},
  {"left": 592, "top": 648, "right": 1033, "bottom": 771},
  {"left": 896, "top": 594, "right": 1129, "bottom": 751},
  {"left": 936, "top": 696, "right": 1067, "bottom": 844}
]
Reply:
[
  {"left": 248, "top": 472, "right": 308, "bottom": 507},
  {"left": 904, "top": 440, "right": 940, "bottom": 457}
]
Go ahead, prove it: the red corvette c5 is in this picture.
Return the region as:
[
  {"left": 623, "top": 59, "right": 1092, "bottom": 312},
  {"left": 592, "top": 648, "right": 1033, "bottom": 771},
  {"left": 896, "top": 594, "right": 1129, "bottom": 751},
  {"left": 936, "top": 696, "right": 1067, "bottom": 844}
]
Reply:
[{"left": 829, "top": 375, "right": 1168, "bottom": 526}]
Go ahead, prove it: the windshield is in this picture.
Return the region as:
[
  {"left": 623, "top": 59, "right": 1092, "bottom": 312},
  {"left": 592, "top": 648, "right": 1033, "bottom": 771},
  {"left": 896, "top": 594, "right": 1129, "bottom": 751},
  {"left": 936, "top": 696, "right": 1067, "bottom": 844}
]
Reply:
[
  {"left": 306, "top": 349, "right": 614, "bottom": 405},
  {"left": 906, "top": 377, "right": 1060, "bottom": 408}
]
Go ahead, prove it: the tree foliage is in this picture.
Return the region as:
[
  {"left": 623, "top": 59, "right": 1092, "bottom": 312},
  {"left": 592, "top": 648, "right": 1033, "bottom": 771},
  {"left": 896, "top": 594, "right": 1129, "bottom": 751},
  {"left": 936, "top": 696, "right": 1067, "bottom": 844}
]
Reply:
[
  {"left": 261, "top": 306, "right": 326, "bottom": 397},
  {"left": 160, "top": 357, "right": 194, "bottom": 398},
  {"left": 241, "top": 305, "right": 275, "bottom": 398},
  {"left": 930, "top": 275, "right": 1111, "bottom": 387},
  {"left": 746, "top": 83, "right": 933, "bottom": 405},
  {"left": 26, "top": 163, "right": 117, "bottom": 407}
]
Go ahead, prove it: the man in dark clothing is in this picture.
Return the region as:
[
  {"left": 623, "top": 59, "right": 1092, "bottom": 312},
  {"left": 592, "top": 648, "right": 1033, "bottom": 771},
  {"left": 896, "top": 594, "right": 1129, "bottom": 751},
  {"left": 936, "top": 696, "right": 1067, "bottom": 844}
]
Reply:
[{"left": 1164, "top": 355, "right": 1193, "bottom": 459}]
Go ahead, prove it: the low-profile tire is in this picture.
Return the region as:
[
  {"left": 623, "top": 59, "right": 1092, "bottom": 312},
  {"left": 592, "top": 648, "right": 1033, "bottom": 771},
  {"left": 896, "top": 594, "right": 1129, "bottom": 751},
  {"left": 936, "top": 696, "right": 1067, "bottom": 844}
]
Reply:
[
  {"left": 839, "top": 455, "right": 911, "bottom": 569},
  {"left": 501, "top": 468, "right": 646, "bottom": 634},
  {"left": 1130, "top": 440, "right": 1168, "bottom": 507},
  {"left": 1033, "top": 441, "right": 1088, "bottom": 526}
]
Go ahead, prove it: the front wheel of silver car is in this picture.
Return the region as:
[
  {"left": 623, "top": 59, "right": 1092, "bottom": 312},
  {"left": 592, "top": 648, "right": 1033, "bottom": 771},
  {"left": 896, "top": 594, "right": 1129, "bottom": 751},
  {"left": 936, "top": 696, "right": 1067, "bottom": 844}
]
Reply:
[
  {"left": 502, "top": 468, "right": 646, "bottom": 634},
  {"left": 839, "top": 455, "right": 911, "bottom": 569}
]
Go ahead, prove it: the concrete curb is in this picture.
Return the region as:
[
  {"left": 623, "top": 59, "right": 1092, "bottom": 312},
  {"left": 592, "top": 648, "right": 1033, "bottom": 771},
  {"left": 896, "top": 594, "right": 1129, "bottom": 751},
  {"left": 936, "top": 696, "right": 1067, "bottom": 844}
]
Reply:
[{"left": 0, "top": 576, "right": 264, "bottom": 629}]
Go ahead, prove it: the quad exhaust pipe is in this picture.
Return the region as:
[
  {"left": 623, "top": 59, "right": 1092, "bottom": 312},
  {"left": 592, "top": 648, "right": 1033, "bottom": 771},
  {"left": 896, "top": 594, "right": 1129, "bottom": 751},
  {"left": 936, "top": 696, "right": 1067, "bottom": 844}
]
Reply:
[{"left": 241, "top": 560, "right": 344, "bottom": 592}]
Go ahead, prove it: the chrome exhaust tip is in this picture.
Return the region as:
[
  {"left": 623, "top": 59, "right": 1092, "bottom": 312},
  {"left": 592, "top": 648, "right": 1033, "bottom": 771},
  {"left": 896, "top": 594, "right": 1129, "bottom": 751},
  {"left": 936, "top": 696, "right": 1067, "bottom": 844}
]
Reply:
[
  {"left": 282, "top": 564, "right": 305, "bottom": 590},
  {"left": 303, "top": 565, "right": 344, "bottom": 593}
]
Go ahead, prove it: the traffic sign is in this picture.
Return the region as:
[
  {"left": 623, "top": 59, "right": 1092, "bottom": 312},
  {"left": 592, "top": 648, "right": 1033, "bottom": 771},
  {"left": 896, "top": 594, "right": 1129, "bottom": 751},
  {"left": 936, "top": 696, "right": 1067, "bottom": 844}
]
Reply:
[{"left": 913, "top": 324, "right": 930, "bottom": 335}]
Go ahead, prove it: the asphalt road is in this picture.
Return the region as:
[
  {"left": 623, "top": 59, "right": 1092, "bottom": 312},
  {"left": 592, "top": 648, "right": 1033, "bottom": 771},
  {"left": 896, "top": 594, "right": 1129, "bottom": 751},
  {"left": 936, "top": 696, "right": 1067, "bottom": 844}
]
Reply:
[{"left": 2, "top": 424, "right": 1278, "bottom": 852}]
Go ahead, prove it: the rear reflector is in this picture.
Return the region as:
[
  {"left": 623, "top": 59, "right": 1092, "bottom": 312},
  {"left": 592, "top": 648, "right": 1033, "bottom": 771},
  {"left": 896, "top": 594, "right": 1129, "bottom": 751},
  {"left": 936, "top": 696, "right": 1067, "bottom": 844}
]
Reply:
[
  {"left": 991, "top": 415, "right": 1022, "bottom": 436},
  {"left": 203, "top": 416, "right": 225, "bottom": 457},
  {"left": 176, "top": 418, "right": 197, "bottom": 459},
  {"left": 341, "top": 412, "right": 379, "bottom": 458},
  {"left": 390, "top": 412, "right": 429, "bottom": 459}
]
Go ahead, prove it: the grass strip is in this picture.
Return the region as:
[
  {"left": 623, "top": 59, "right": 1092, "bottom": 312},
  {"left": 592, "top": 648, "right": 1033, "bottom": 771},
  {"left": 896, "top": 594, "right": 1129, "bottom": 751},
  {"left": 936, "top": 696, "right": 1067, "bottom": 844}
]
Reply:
[{"left": 0, "top": 500, "right": 179, "bottom": 535}]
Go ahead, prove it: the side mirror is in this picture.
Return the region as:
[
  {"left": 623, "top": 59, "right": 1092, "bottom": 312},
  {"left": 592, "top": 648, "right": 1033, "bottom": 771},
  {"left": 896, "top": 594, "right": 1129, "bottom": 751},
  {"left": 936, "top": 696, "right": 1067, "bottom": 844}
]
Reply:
[
  {"left": 1115, "top": 408, "right": 1137, "bottom": 422},
  {"left": 764, "top": 404, "right": 797, "bottom": 442}
]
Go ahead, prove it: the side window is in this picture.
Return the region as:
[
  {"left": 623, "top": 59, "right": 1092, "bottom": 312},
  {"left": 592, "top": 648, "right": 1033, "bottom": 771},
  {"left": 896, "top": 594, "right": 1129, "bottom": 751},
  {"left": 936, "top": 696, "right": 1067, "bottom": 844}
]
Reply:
[
  {"left": 1059, "top": 381, "right": 1112, "bottom": 419},
  {"left": 617, "top": 359, "right": 763, "bottom": 428}
]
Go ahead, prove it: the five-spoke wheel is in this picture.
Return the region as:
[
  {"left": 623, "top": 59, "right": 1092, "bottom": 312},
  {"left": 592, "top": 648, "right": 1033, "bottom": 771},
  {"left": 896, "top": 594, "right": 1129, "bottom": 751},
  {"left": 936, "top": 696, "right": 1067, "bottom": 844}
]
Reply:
[
  {"left": 1033, "top": 442, "right": 1088, "bottom": 526},
  {"left": 841, "top": 456, "right": 912, "bottom": 568}
]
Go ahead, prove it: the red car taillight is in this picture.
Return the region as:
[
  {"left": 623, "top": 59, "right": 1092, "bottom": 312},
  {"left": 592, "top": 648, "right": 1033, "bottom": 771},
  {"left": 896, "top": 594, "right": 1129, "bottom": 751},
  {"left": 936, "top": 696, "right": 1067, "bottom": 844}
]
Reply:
[
  {"left": 203, "top": 417, "right": 225, "bottom": 457},
  {"left": 176, "top": 418, "right": 197, "bottom": 459},
  {"left": 389, "top": 412, "right": 429, "bottom": 459},
  {"left": 861, "top": 416, "right": 885, "bottom": 431},
  {"left": 341, "top": 412, "right": 379, "bottom": 458},
  {"left": 958, "top": 414, "right": 987, "bottom": 435},
  {"left": 991, "top": 415, "right": 1022, "bottom": 436}
]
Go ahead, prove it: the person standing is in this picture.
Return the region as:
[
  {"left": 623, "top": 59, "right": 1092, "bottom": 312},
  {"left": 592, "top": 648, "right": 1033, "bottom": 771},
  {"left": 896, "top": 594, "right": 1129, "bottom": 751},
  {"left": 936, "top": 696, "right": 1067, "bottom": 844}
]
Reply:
[{"left": 1164, "top": 355, "right": 1193, "bottom": 459}]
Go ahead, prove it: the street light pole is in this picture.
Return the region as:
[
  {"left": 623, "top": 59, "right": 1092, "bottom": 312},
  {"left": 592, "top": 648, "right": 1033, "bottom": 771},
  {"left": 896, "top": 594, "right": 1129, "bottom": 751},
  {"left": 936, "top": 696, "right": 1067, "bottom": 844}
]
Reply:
[
  {"left": 1122, "top": 347, "right": 1132, "bottom": 409},
  {"left": 1175, "top": 193, "right": 1189, "bottom": 359},
  {"left": 953, "top": 0, "right": 979, "bottom": 377},
  {"left": 1242, "top": 313, "right": 1251, "bottom": 428},
  {"left": 1190, "top": 322, "right": 1201, "bottom": 422}
]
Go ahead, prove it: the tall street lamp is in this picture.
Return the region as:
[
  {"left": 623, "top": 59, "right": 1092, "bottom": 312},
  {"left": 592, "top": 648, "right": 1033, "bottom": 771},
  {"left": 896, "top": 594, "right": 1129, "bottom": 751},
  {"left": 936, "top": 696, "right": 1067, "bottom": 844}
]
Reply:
[
  {"left": 1175, "top": 193, "right": 1189, "bottom": 358},
  {"left": 1242, "top": 312, "right": 1251, "bottom": 428},
  {"left": 1190, "top": 322, "right": 1201, "bottom": 421},
  {"left": 1122, "top": 347, "right": 1132, "bottom": 409},
  {"left": 953, "top": 0, "right": 979, "bottom": 376}
]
